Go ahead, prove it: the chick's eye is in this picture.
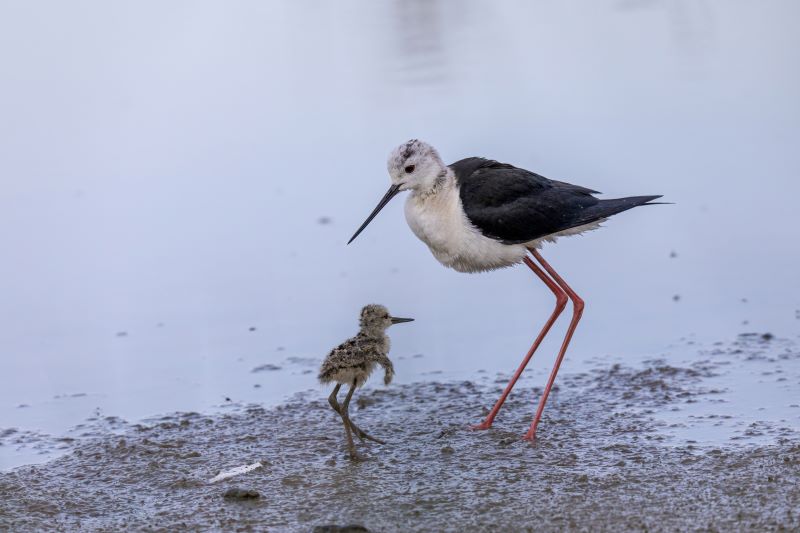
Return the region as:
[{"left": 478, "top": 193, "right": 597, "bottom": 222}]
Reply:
[{"left": 404, "top": 165, "right": 415, "bottom": 173}]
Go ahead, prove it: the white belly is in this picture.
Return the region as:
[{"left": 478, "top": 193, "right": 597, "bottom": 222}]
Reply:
[{"left": 404, "top": 183, "right": 528, "bottom": 273}]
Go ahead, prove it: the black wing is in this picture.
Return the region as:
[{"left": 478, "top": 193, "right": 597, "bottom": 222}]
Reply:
[{"left": 450, "top": 157, "right": 661, "bottom": 244}]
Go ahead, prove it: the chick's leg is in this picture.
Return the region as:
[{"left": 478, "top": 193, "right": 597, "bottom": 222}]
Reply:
[
  {"left": 329, "top": 383, "right": 384, "bottom": 444},
  {"left": 340, "top": 381, "right": 358, "bottom": 459}
]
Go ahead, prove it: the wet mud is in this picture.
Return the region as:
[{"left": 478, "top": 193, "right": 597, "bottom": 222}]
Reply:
[{"left": 1, "top": 335, "right": 799, "bottom": 532}]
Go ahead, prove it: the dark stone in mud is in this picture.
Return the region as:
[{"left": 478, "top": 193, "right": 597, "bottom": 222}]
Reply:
[
  {"left": 223, "top": 488, "right": 260, "bottom": 500},
  {"left": 313, "top": 526, "right": 370, "bottom": 533},
  {"left": 356, "top": 396, "right": 376, "bottom": 409}
]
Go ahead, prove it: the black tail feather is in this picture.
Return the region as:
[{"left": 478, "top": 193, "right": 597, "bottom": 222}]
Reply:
[{"left": 576, "top": 195, "right": 666, "bottom": 225}]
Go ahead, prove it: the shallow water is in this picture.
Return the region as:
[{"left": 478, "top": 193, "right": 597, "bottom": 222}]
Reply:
[
  {"left": 1, "top": 1, "right": 799, "bottom": 471},
  {"left": 1, "top": 335, "right": 798, "bottom": 531}
]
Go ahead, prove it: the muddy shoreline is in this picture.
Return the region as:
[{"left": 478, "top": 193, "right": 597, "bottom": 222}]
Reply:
[{"left": 1, "top": 337, "right": 799, "bottom": 532}]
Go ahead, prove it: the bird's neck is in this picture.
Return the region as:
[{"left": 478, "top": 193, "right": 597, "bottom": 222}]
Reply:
[
  {"left": 412, "top": 167, "right": 453, "bottom": 200},
  {"left": 359, "top": 327, "right": 388, "bottom": 340}
]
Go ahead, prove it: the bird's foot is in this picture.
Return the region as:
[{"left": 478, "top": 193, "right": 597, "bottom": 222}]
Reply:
[
  {"left": 356, "top": 430, "right": 386, "bottom": 445},
  {"left": 348, "top": 421, "right": 386, "bottom": 444},
  {"left": 351, "top": 425, "right": 365, "bottom": 442},
  {"left": 469, "top": 420, "right": 493, "bottom": 431},
  {"left": 348, "top": 451, "right": 365, "bottom": 462},
  {"left": 522, "top": 421, "right": 540, "bottom": 442}
]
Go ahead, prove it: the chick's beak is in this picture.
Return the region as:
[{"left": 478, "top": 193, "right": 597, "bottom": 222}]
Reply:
[{"left": 390, "top": 317, "right": 414, "bottom": 324}]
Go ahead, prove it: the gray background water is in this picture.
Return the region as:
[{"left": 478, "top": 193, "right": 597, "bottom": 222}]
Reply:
[{"left": 1, "top": 1, "right": 798, "bottom": 469}]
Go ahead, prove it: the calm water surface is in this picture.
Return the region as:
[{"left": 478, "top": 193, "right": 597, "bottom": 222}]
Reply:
[{"left": 1, "top": 1, "right": 798, "bottom": 469}]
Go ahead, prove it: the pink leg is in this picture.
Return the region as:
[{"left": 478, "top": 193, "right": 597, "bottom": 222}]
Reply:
[
  {"left": 470, "top": 255, "right": 568, "bottom": 430},
  {"left": 523, "top": 249, "right": 584, "bottom": 441}
]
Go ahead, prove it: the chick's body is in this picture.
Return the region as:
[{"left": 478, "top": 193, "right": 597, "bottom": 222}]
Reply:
[
  {"left": 319, "top": 331, "right": 394, "bottom": 388},
  {"left": 319, "top": 304, "right": 399, "bottom": 388},
  {"left": 319, "top": 304, "right": 412, "bottom": 460}
]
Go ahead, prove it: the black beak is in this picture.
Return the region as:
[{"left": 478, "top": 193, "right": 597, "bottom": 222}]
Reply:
[
  {"left": 390, "top": 317, "right": 414, "bottom": 324},
  {"left": 347, "top": 183, "right": 402, "bottom": 245}
]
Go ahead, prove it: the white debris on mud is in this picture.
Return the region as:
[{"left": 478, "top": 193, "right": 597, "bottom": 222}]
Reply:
[{"left": 208, "top": 461, "right": 263, "bottom": 484}]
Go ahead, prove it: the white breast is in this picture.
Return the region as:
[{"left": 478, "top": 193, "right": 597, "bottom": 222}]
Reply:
[{"left": 404, "top": 179, "right": 528, "bottom": 273}]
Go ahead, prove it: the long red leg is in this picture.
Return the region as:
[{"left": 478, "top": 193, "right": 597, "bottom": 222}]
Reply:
[
  {"left": 523, "top": 249, "right": 584, "bottom": 441},
  {"left": 470, "top": 255, "right": 568, "bottom": 430}
]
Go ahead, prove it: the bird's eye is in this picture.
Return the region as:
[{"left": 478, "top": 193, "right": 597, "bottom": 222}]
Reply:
[{"left": 404, "top": 165, "right": 415, "bottom": 173}]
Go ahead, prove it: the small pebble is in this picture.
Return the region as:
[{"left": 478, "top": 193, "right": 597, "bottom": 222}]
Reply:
[{"left": 223, "top": 488, "right": 260, "bottom": 500}]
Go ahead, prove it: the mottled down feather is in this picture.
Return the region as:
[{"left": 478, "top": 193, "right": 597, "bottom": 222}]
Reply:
[{"left": 318, "top": 332, "right": 395, "bottom": 388}]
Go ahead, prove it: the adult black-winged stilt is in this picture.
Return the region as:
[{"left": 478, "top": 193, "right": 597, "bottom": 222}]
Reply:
[
  {"left": 347, "top": 139, "right": 663, "bottom": 441},
  {"left": 319, "top": 304, "right": 414, "bottom": 459}
]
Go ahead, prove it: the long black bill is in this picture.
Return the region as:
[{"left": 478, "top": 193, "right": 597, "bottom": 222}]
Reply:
[
  {"left": 347, "top": 183, "right": 402, "bottom": 244},
  {"left": 390, "top": 317, "right": 414, "bottom": 324}
]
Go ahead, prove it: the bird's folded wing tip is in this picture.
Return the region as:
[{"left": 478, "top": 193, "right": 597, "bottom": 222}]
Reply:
[{"left": 644, "top": 195, "right": 672, "bottom": 205}]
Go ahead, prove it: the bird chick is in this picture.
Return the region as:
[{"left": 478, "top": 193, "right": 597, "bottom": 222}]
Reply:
[{"left": 319, "top": 304, "right": 413, "bottom": 460}]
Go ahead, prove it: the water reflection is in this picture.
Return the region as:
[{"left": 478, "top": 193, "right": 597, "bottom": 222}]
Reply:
[
  {"left": 617, "top": 0, "right": 716, "bottom": 65},
  {"left": 392, "top": 0, "right": 450, "bottom": 85}
]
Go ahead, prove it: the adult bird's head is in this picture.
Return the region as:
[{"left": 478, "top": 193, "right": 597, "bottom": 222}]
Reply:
[{"left": 348, "top": 139, "right": 446, "bottom": 244}]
